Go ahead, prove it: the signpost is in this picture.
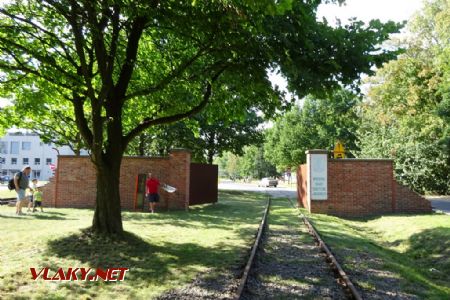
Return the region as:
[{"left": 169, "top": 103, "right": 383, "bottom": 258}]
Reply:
[
  {"left": 333, "top": 141, "right": 345, "bottom": 159},
  {"left": 306, "top": 150, "right": 328, "bottom": 206}
]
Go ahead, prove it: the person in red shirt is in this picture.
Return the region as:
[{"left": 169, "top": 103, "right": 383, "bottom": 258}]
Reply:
[{"left": 145, "top": 172, "right": 161, "bottom": 213}]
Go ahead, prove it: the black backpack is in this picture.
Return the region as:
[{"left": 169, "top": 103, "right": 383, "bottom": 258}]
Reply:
[{"left": 8, "top": 172, "right": 22, "bottom": 191}]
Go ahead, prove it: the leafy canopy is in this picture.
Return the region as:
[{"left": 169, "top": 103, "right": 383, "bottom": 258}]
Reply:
[
  {"left": 357, "top": 0, "right": 450, "bottom": 194},
  {"left": 0, "top": 0, "right": 402, "bottom": 158},
  {"left": 264, "top": 89, "right": 361, "bottom": 169}
]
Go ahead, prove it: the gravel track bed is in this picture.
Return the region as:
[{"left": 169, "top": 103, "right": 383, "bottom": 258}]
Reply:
[
  {"left": 157, "top": 199, "right": 348, "bottom": 300},
  {"left": 241, "top": 218, "right": 347, "bottom": 299},
  {"left": 332, "top": 249, "right": 422, "bottom": 299},
  {"left": 156, "top": 267, "right": 241, "bottom": 300}
]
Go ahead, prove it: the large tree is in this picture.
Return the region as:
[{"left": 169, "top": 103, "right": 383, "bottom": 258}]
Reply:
[{"left": 0, "top": 0, "right": 401, "bottom": 235}]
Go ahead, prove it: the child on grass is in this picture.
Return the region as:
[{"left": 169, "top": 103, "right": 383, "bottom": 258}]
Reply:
[
  {"left": 32, "top": 186, "right": 44, "bottom": 212},
  {"left": 27, "top": 178, "right": 38, "bottom": 212}
]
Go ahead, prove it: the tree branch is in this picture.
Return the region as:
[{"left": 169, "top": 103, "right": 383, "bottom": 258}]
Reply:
[
  {"left": 72, "top": 93, "right": 93, "bottom": 148},
  {"left": 122, "top": 66, "right": 227, "bottom": 148},
  {"left": 115, "top": 16, "right": 148, "bottom": 103},
  {"left": 0, "top": 8, "right": 78, "bottom": 68},
  {"left": 0, "top": 36, "right": 80, "bottom": 83},
  {"left": 84, "top": 0, "right": 108, "bottom": 85},
  {"left": 67, "top": 0, "right": 98, "bottom": 102},
  {"left": 124, "top": 45, "right": 210, "bottom": 101}
]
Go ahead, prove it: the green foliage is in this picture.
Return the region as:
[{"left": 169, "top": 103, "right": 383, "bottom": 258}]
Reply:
[
  {"left": 126, "top": 110, "right": 264, "bottom": 164},
  {"left": 358, "top": 0, "right": 450, "bottom": 194},
  {"left": 0, "top": 0, "right": 402, "bottom": 156},
  {"left": 215, "top": 146, "right": 277, "bottom": 180},
  {"left": 0, "top": 0, "right": 403, "bottom": 233},
  {"left": 264, "top": 89, "right": 361, "bottom": 169},
  {"left": 239, "top": 146, "right": 278, "bottom": 179}
]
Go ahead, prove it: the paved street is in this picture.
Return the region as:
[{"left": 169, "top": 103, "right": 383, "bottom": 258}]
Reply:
[
  {"left": 218, "top": 180, "right": 297, "bottom": 199},
  {"left": 426, "top": 196, "right": 450, "bottom": 215},
  {"left": 218, "top": 181, "right": 450, "bottom": 215}
]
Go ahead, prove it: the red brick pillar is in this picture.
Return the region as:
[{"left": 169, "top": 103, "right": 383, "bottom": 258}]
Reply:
[
  {"left": 168, "top": 149, "right": 191, "bottom": 210},
  {"left": 391, "top": 161, "right": 397, "bottom": 213}
]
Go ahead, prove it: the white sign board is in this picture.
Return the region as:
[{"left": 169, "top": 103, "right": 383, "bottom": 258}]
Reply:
[{"left": 309, "top": 153, "right": 328, "bottom": 200}]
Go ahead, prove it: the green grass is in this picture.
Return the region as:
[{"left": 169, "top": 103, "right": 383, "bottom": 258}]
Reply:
[
  {"left": 0, "top": 188, "right": 16, "bottom": 198},
  {"left": 304, "top": 210, "right": 450, "bottom": 299},
  {"left": 0, "top": 191, "right": 267, "bottom": 299}
]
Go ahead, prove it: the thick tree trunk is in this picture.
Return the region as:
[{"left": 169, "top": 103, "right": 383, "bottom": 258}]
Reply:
[{"left": 92, "top": 159, "right": 123, "bottom": 235}]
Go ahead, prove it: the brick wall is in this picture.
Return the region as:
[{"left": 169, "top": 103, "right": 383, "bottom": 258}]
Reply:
[
  {"left": 296, "top": 158, "right": 431, "bottom": 217},
  {"left": 41, "top": 173, "right": 56, "bottom": 207},
  {"left": 42, "top": 150, "right": 191, "bottom": 210},
  {"left": 395, "top": 181, "right": 432, "bottom": 213},
  {"left": 297, "top": 164, "right": 308, "bottom": 210}
]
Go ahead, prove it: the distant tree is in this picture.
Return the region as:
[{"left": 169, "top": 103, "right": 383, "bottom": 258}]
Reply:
[
  {"left": 126, "top": 110, "right": 264, "bottom": 164},
  {"left": 215, "top": 152, "right": 243, "bottom": 180},
  {"left": 358, "top": 0, "right": 450, "bottom": 194},
  {"left": 264, "top": 89, "right": 360, "bottom": 170},
  {"left": 240, "top": 146, "right": 278, "bottom": 179}
]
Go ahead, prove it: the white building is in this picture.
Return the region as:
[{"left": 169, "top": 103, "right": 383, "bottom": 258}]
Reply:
[{"left": 0, "top": 130, "right": 84, "bottom": 180}]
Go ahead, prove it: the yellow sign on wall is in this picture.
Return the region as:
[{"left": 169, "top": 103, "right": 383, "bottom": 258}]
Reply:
[{"left": 333, "top": 141, "right": 345, "bottom": 159}]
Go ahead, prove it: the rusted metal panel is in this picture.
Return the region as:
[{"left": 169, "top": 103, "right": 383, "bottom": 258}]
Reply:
[{"left": 189, "top": 163, "right": 218, "bottom": 206}]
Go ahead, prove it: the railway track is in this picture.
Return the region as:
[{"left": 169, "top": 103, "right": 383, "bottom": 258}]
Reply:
[
  {"left": 158, "top": 196, "right": 361, "bottom": 299},
  {"left": 236, "top": 197, "right": 357, "bottom": 299}
]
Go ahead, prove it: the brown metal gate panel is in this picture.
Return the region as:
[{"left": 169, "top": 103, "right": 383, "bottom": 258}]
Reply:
[{"left": 189, "top": 163, "right": 218, "bottom": 206}]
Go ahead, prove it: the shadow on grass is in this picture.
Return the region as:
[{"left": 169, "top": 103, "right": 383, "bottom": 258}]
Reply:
[
  {"left": 122, "top": 192, "right": 268, "bottom": 233},
  {"left": 45, "top": 229, "right": 246, "bottom": 295},
  {"left": 308, "top": 216, "right": 450, "bottom": 299},
  {"left": 407, "top": 227, "right": 450, "bottom": 282},
  {"left": 0, "top": 212, "right": 77, "bottom": 220}
]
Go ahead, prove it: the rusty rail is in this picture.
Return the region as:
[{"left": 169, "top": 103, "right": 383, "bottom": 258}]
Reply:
[
  {"left": 234, "top": 196, "right": 271, "bottom": 300},
  {"left": 287, "top": 198, "right": 362, "bottom": 300}
]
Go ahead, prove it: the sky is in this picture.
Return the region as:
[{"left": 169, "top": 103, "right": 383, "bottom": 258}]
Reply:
[
  {"left": 317, "top": 0, "right": 424, "bottom": 25},
  {"left": 270, "top": 0, "right": 425, "bottom": 93},
  {"left": 0, "top": 0, "right": 426, "bottom": 108}
]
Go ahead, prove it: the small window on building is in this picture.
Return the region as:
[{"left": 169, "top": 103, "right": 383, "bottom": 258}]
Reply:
[
  {"left": 34, "top": 158, "right": 40, "bottom": 165},
  {"left": 32, "top": 170, "right": 41, "bottom": 179},
  {"left": 0, "top": 141, "right": 7, "bottom": 154},
  {"left": 23, "top": 158, "right": 29, "bottom": 165},
  {"left": 22, "top": 142, "right": 31, "bottom": 150},
  {"left": 46, "top": 158, "right": 52, "bottom": 165},
  {"left": 11, "top": 158, "right": 17, "bottom": 165},
  {"left": 0, "top": 157, "right": 5, "bottom": 164},
  {"left": 10, "top": 141, "right": 19, "bottom": 154}
]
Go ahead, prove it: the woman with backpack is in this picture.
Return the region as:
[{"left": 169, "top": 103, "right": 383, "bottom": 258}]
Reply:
[{"left": 13, "top": 166, "right": 32, "bottom": 215}]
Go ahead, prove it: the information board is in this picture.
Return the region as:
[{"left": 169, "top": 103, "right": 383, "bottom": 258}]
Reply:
[{"left": 309, "top": 154, "right": 328, "bottom": 200}]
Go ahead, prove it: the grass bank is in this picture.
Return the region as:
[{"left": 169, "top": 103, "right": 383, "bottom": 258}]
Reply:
[
  {"left": 0, "top": 191, "right": 267, "bottom": 299},
  {"left": 305, "top": 210, "right": 450, "bottom": 299}
]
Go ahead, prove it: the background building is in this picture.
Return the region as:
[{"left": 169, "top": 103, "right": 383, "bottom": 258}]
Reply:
[{"left": 0, "top": 130, "right": 86, "bottom": 180}]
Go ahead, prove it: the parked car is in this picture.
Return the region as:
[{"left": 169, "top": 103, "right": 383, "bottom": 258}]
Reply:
[
  {"left": 0, "top": 175, "right": 10, "bottom": 184},
  {"left": 258, "top": 177, "right": 278, "bottom": 187}
]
